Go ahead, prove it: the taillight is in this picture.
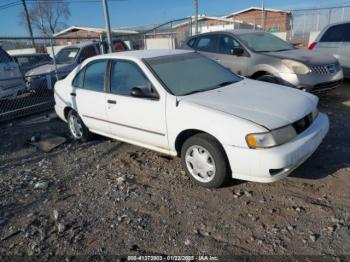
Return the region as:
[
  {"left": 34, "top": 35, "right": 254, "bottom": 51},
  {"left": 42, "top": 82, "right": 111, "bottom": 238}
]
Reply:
[{"left": 308, "top": 42, "right": 317, "bottom": 50}]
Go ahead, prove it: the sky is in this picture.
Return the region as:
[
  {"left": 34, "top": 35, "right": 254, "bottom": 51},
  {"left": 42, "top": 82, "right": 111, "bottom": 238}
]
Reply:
[{"left": 0, "top": 0, "right": 349, "bottom": 36}]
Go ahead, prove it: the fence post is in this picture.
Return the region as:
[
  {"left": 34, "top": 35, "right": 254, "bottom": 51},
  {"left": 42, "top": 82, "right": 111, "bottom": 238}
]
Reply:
[{"left": 49, "top": 38, "right": 59, "bottom": 81}]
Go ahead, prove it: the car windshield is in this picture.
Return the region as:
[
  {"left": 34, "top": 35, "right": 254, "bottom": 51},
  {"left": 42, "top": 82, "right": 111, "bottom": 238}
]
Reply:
[
  {"left": 239, "top": 32, "right": 294, "bottom": 52},
  {"left": 145, "top": 52, "right": 241, "bottom": 96},
  {"left": 55, "top": 48, "right": 80, "bottom": 64}
]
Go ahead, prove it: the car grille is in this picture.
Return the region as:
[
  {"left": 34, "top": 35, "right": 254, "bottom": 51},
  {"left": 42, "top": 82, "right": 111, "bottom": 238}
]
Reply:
[
  {"left": 292, "top": 113, "right": 313, "bottom": 134},
  {"left": 310, "top": 63, "right": 341, "bottom": 75}
]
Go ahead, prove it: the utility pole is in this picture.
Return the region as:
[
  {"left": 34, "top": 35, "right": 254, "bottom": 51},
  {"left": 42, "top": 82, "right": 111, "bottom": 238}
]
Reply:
[
  {"left": 102, "top": 0, "right": 113, "bottom": 53},
  {"left": 194, "top": 0, "right": 198, "bottom": 35},
  {"left": 21, "top": 0, "right": 35, "bottom": 48},
  {"left": 261, "top": 0, "right": 265, "bottom": 31}
]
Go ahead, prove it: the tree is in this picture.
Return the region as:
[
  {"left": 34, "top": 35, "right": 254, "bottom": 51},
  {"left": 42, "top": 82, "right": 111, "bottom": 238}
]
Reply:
[{"left": 20, "top": 0, "right": 70, "bottom": 36}]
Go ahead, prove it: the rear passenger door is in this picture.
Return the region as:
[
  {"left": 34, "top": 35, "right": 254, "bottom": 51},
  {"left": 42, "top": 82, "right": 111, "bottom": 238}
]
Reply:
[{"left": 72, "top": 60, "right": 110, "bottom": 134}]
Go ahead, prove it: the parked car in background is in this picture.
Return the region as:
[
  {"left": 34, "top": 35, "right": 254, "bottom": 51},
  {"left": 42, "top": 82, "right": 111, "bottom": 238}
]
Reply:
[
  {"left": 26, "top": 40, "right": 130, "bottom": 91},
  {"left": 54, "top": 50, "right": 329, "bottom": 188},
  {"left": 25, "top": 42, "right": 101, "bottom": 91},
  {"left": 183, "top": 30, "right": 343, "bottom": 93},
  {"left": 309, "top": 21, "right": 350, "bottom": 78},
  {"left": 12, "top": 53, "right": 52, "bottom": 75},
  {"left": 0, "top": 47, "right": 26, "bottom": 100}
]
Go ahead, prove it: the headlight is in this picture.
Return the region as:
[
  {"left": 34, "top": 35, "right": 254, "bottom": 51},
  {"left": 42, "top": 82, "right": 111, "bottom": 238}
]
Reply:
[
  {"left": 246, "top": 125, "right": 297, "bottom": 149},
  {"left": 282, "top": 59, "right": 311, "bottom": 75}
]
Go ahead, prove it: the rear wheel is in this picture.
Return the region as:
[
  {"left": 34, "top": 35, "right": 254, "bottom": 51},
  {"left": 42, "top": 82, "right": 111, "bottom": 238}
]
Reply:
[
  {"left": 67, "top": 110, "right": 92, "bottom": 142},
  {"left": 181, "top": 133, "right": 230, "bottom": 188}
]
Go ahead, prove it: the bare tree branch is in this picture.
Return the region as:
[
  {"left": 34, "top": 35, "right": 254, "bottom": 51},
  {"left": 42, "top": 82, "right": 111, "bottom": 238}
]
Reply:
[{"left": 20, "top": 0, "right": 70, "bottom": 36}]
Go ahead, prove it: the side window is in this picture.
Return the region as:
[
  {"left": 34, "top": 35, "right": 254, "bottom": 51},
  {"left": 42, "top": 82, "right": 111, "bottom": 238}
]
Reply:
[
  {"left": 195, "top": 35, "right": 217, "bottom": 52},
  {"left": 83, "top": 61, "right": 107, "bottom": 92},
  {"left": 343, "top": 23, "right": 350, "bottom": 42},
  {"left": 72, "top": 68, "right": 85, "bottom": 88},
  {"left": 110, "top": 60, "right": 152, "bottom": 96},
  {"left": 320, "top": 24, "right": 347, "bottom": 42},
  {"left": 0, "top": 48, "right": 13, "bottom": 63},
  {"left": 218, "top": 35, "right": 242, "bottom": 55},
  {"left": 79, "top": 46, "right": 97, "bottom": 62},
  {"left": 187, "top": 38, "right": 196, "bottom": 48}
]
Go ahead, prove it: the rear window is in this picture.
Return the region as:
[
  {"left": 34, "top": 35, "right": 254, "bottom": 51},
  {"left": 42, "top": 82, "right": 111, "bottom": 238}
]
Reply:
[{"left": 320, "top": 23, "right": 350, "bottom": 42}]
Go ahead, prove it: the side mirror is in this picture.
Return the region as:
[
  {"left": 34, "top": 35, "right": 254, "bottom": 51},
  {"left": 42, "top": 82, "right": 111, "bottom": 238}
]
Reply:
[
  {"left": 230, "top": 47, "right": 244, "bottom": 56},
  {"left": 130, "top": 86, "right": 158, "bottom": 99}
]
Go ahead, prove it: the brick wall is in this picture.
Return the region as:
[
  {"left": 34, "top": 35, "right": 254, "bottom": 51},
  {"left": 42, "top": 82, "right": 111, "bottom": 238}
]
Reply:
[
  {"left": 56, "top": 30, "right": 100, "bottom": 45},
  {"left": 227, "top": 10, "right": 291, "bottom": 32}
]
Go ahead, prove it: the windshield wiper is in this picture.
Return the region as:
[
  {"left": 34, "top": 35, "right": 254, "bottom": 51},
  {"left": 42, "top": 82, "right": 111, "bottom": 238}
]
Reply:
[
  {"left": 216, "top": 80, "right": 236, "bottom": 87},
  {"left": 183, "top": 81, "right": 236, "bottom": 96}
]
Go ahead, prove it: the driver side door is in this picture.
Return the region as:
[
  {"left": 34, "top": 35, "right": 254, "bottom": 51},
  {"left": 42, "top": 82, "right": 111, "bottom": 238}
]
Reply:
[
  {"left": 214, "top": 34, "right": 249, "bottom": 76},
  {"left": 105, "top": 59, "right": 168, "bottom": 152}
]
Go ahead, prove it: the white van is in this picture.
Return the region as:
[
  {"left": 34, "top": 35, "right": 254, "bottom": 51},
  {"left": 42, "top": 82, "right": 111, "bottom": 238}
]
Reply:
[{"left": 309, "top": 21, "right": 350, "bottom": 78}]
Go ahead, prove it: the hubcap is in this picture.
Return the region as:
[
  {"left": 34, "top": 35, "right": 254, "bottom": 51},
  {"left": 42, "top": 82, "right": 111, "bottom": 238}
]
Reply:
[
  {"left": 69, "top": 114, "right": 83, "bottom": 139},
  {"left": 185, "top": 145, "right": 216, "bottom": 183}
]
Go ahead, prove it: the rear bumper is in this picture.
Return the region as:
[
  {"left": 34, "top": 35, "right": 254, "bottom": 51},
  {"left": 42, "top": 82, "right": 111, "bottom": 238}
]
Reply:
[{"left": 223, "top": 113, "right": 329, "bottom": 183}]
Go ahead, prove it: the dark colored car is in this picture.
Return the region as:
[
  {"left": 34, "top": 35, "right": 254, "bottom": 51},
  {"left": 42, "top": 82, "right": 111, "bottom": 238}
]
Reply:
[{"left": 12, "top": 53, "right": 52, "bottom": 75}]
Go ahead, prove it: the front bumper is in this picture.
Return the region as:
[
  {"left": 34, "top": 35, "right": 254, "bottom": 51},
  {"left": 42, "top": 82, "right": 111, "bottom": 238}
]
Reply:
[
  {"left": 278, "top": 70, "right": 343, "bottom": 92},
  {"left": 223, "top": 113, "right": 329, "bottom": 183}
]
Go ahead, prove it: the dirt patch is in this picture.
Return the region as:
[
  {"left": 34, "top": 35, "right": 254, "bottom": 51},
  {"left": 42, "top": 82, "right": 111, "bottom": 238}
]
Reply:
[{"left": 0, "top": 83, "right": 350, "bottom": 259}]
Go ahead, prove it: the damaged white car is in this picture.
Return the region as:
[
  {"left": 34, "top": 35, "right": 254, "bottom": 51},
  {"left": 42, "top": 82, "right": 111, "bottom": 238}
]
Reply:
[{"left": 54, "top": 50, "right": 329, "bottom": 188}]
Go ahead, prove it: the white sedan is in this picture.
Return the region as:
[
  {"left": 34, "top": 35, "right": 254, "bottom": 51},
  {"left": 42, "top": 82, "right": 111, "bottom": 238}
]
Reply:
[{"left": 54, "top": 49, "right": 329, "bottom": 188}]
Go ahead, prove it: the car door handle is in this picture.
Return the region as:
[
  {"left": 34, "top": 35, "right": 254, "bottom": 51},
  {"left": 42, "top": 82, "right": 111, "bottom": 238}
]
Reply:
[
  {"left": 107, "top": 100, "right": 116, "bottom": 104},
  {"left": 214, "top": 58, "right": 221, "bottom": 62},
  {"left": 70, "top": 92, "right": 76, "bottom": 97}
]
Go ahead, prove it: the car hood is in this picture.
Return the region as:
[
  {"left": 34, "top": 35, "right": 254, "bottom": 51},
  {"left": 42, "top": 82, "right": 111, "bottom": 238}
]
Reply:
[
  {"left": 264, "top": 48, "right": 338, "bottom": 65},
  {"left": 179, "top": 79, "right": 318, "bottom": 130},
  {"left": 25, "top": 63, "right": 76, "bottom": 76}
]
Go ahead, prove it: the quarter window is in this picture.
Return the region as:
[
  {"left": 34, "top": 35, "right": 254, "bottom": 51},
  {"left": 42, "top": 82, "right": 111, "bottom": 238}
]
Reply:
[
  {"left": 110, "top": 60, "right": 152, "bottom": 96},
  {"left": 83, "top": 61, "right": 107, "bottom": 92},
  {"left": 72, "top": 68, "right": 85, "bottom": 88}
]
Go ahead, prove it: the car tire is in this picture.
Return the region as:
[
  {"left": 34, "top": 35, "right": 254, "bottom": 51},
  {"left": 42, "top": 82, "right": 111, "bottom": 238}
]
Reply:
[
  {"left": 67, "top": 110, "right": 92, "bottom": 142},
  {"left": 256, "top": 74, "right": 279, "bottom": 84},
  {"left": 181, "top": 133, "right": 231, "bottom": 188}
]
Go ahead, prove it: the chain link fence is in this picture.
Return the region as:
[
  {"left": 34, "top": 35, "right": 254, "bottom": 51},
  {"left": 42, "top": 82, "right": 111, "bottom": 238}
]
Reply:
[{"left": 1, "top": 5, "right": 349, "bottom": 123}]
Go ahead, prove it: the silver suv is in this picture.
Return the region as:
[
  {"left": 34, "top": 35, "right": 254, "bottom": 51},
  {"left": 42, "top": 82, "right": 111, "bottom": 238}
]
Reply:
[
  {"left": 183, "top": 30, "right": 343, "bottom": 93},
  {"left": 309, "top": 21, "right": 350, "bottom": 78}
]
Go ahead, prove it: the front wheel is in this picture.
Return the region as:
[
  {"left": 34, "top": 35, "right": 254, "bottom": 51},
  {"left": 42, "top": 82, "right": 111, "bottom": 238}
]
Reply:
[
  {"left": 67, "top": 110, "right": 92, "bottom": 142},
  {"left": 256, "top": 74, "right": 279, "bottom": 84},
  {"left": 181, "top": 133, "right": 231, "bottom": 188}
]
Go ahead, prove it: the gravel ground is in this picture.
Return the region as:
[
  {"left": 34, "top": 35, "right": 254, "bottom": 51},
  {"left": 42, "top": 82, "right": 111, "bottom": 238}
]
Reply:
[{"left": 0, "top": 82, "right": 350, "bottom": 260}]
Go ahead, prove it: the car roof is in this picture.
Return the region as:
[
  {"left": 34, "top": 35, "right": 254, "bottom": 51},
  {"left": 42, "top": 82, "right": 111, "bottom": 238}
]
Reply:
[
  {"left": 191, "top": 29, "right": 265, "bottom": 37},
  {"left": 96, "top": 49, "right": 192, "bottom": 60},
  {"left": 12, "top": 53, "right": 50, "bottom": 57}
]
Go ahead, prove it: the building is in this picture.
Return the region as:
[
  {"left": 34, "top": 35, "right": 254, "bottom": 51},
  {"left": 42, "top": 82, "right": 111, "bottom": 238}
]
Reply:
[
  {"left": 173, "top": 16, "right": 254, "bottom": 46},
  {"left": 53, "top": 26, "right": 138, "bottom": 45},
  {"left": 224, "top": 7, "right": 291, "bottom": 32}
]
